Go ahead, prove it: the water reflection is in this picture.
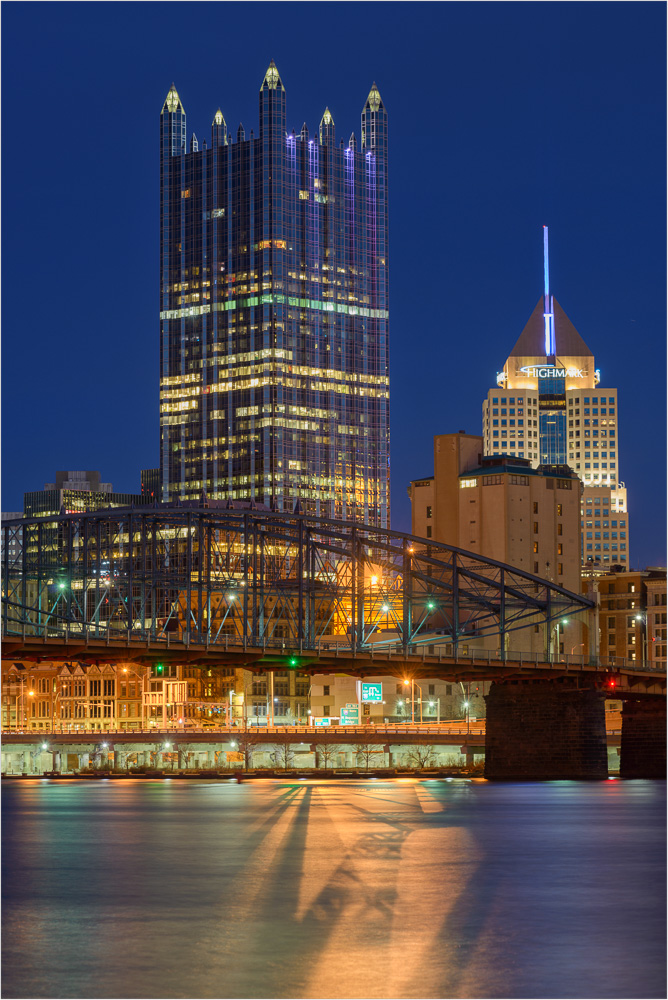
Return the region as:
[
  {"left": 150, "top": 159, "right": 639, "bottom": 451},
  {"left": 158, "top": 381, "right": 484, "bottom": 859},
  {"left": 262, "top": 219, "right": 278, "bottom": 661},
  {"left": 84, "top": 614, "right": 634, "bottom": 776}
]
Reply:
[{"left": 2, "top": 779, "right": 665, "bottom": 999}]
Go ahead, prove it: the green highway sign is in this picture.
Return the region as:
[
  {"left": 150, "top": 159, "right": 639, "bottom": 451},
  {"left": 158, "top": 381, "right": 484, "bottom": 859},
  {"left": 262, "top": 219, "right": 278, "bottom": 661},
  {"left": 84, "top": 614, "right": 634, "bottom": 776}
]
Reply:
[
  {"left": 340, "top": 705, "right": 360, "bottom": 724},
  {"left": 361, "top": 682, "right": 382, "bottom": 703}
]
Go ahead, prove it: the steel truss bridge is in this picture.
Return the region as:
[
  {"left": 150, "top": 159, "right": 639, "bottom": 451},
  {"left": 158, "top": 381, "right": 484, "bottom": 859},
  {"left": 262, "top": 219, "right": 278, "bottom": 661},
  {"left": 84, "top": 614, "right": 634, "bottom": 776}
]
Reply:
[{"left": 2, "top": 508, "right": 597, "bottom": 671}]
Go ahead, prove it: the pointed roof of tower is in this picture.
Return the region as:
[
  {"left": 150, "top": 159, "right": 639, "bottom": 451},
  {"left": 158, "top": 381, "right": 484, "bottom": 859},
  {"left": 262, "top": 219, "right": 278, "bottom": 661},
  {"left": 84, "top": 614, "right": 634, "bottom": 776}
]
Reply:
[
  {"left": 509, "top": 297, "right": 593, "bottom": 359},
  {"left": 319, "top": 107, "right": 335, "bottom": 143},
  {"left": 213, "top": 108, "right": 226, "bottom": 127},
  {"left": 162, "top": 83, "right": 184, "bottom": 115},
  {"left": 261, "top": 60, "right": 285, "bottom": 92},
  {"left": 364, "top": 82, "right": 383, "bottom": 112}
]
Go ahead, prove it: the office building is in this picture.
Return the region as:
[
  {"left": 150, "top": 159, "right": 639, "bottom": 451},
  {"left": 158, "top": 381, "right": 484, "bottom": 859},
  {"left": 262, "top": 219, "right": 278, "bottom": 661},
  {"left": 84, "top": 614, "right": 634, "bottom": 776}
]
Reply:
[
  {"left": 596, "top": 567, "right": 666, "bottom": 667},
  {"left": 408, "top": 432, "right": 582, "bottom": 655},
  {"left": 24, "top": 471, "right": 148, "bottom": 518},
  {"left": 159, "top": 64, "right": 390, "bottom": 525},
  {"left": 140, "top": 468, "right": 160, "bottom": 503},
  {"left": 482, "top": 230, "right": 629, "bottom": 568},
  {"left": 409, "top": 433, "right": 581, "bottom": 590}
]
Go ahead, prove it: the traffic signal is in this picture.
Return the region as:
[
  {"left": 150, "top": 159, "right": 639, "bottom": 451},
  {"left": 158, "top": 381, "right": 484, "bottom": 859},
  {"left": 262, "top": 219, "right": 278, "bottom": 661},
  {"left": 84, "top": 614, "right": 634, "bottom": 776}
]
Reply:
[{"left": 288, "top": 657, "right": 298, "bottom": 668}]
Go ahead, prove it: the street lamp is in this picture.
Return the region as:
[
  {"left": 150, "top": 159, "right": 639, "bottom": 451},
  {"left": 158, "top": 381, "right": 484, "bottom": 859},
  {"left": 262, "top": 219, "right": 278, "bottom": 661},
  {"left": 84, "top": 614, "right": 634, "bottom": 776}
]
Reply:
[
  {"left": 24, "top": 688, "right": 35, "bottom": 730},
  {"left": 552, "top": 618, "right": 569, "bottom": 662},
  {"left": 634, "top": 613, "right": 648, "bottom": 666},
  {"left": 403, "top": 678, "right": 423, "bottom": 723},
  {"left": 429, "top": 699, "right": 441, "bottom": 723}
]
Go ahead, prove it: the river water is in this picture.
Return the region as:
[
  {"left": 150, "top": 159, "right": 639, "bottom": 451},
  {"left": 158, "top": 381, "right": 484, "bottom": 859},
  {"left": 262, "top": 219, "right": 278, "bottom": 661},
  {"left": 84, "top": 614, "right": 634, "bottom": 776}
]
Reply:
[{"left": 2, "top": 778, "right": 665, "bottom": 1000}]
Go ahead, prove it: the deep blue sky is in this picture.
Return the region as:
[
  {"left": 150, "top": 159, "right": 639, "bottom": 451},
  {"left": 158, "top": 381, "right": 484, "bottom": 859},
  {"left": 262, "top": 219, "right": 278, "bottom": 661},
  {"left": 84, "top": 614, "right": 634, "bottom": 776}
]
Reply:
[{"left": 2, "top": 2, "right": 665, "bottom": 568}]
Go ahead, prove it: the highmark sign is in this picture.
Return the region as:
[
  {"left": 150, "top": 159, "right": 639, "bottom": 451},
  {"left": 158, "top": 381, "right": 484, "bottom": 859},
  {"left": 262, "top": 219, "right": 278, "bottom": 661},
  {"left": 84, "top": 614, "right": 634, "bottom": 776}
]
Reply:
[
  {"left": 518, "top": 365, "right": 587, "bottom": 378},
  {"left": 497, "top": 366, "right": 601, "bottom": 385}
]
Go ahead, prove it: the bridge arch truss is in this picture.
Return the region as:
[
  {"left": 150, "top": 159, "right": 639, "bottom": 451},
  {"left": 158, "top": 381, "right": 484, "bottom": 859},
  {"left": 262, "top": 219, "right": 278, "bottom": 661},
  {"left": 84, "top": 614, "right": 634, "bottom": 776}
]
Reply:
[{"left": 2, "top": 508, "right": 594, "bottom": 655}]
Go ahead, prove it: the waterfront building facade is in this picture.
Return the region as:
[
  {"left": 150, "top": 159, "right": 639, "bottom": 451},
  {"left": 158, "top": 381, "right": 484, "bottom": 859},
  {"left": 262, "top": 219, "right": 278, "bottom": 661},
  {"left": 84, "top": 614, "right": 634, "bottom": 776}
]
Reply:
[
  {"left": 159, "top": 64, "right": 390, "bottom": 526},
  {"left": 1, "top": 661, "right": 311, "bottom": 733}
]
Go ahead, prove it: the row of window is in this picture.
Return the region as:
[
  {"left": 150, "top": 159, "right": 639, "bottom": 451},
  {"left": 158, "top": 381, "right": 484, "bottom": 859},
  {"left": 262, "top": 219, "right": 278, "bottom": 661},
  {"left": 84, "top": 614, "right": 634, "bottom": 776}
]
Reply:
[
  {"left": 585, "top": 543, "right": 627, "bottom": 551},
  {"left": 490, "top": 396, "right": 615, "bottom": 406}
]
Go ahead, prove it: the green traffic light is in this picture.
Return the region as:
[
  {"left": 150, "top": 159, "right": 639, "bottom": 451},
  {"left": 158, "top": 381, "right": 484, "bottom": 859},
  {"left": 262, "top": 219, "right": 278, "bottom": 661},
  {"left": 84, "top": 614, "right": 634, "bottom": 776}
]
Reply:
[{"left": 289, "top": 657, "right": 298, "bottom": 667}]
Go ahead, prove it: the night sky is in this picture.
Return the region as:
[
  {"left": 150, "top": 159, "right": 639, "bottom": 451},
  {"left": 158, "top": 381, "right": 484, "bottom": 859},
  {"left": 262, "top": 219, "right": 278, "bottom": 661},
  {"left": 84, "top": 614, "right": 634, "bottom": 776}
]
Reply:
[{"left": 2, "top": 2, "right": 665, "bottom": 568}]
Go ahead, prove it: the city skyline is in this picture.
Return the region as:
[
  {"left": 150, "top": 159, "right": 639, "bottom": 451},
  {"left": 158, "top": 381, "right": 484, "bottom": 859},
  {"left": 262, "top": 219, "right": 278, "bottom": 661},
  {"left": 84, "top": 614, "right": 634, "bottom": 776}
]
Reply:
[{"left": 2, "top": 3, "right": 665, "bottom": 568}]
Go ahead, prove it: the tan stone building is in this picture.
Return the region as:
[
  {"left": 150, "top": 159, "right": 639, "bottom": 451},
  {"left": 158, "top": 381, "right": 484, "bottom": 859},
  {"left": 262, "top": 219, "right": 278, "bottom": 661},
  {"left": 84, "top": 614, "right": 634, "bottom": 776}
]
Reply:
[{"left": 408, "top": 432, "right": 584, "bottom": 656}]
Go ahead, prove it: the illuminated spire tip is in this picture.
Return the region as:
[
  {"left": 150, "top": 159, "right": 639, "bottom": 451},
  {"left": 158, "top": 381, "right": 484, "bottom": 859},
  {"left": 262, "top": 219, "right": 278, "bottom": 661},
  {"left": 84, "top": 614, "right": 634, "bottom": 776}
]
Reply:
[
  {"left": 162, "top": 84, "right": 184, "bottom": 115},
  {"left": 262, "top": 60, "right": 284, "bottom": 92},
  {"left": 364, "top": 82, "right": 383, "bottom": 112}
]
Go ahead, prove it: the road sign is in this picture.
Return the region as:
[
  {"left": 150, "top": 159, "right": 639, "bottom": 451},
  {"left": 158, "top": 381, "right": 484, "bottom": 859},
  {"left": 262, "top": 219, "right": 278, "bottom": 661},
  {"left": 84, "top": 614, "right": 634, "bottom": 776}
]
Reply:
[
  {"left": 314, "top": 718, "right": 331, "bottom": 727},
  {"left": 340, "top": 705, "right": 360, "bottom": 724},
  {"left": 361, "top": 682, "right": 382, "bottom": 703}
]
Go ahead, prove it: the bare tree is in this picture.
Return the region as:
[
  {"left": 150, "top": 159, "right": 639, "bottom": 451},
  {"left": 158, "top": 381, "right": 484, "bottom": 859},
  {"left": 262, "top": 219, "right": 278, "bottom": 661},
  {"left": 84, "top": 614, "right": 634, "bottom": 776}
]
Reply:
[
  {"left": 318, "top": 743, "right": 342, "bottom": 769},
  {"left": 352, "top": 742, "right": 383, "bottom": 770},
  {"left": 233, "top": 729, "right": 262, "bottom": 769},
  {"left": 270, "top": 729, "right": 296, "bottom": 770},
  {"left": 406, "top": 745, "right": 436, "bottom": 768}
]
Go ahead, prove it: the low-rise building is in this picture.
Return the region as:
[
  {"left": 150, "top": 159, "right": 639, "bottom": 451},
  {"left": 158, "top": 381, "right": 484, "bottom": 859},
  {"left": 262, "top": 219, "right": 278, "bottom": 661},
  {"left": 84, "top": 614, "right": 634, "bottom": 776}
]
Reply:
[{"left": 595, "top": 567, "right": 666, "bottom": 667}]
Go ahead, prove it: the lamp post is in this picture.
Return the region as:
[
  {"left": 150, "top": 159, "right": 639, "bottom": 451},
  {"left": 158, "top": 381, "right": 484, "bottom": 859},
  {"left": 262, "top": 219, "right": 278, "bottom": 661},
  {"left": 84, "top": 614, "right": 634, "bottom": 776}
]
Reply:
[
  {"left": 403, "top": 679, "right": 413, "bottom": 723},
  {"left": 23, "top": 685, "right": 35, "bottom": 731},
  {"left": 429, "top": 699, "right": 441, "bottom": 723},
  {"left": 634, "top": 613, "right": 648, "bottom": 667},
  {"left": 552, "top": 618, "right": 568, "bottom": 662},
  {"left": 415, "top": 682, "right": 423, "bottom": 723},
  {"left": 403, "top": 678, "right": 423, "bottom": 723},
  {"left": 51, "top": 683, "right": 65, "bottom": 734}
]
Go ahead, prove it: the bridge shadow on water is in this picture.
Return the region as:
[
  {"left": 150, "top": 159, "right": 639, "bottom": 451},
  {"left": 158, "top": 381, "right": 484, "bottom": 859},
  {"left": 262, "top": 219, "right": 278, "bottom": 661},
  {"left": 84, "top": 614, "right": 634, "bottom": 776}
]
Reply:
[{"left": 193, "top": 780, "right": 494, "bottom": 1000}]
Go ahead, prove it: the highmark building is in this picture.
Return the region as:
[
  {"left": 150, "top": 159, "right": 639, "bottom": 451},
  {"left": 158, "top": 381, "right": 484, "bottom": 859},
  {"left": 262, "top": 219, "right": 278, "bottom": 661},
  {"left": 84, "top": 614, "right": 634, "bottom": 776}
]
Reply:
[
  {"left": 159, "top": 63, "right": 390, "bottom": 527},
  {"left": 482, "top": 275, "right": 629, "bottom": 570}
]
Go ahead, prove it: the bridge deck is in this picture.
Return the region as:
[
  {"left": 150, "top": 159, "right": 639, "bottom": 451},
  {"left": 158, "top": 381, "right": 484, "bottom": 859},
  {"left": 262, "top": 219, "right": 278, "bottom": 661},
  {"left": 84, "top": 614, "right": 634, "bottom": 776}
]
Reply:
[
  {"left": 0, "top": 719, "right": 623, "bottom": 748},
  {"left": 3, "top": 635, "right": 664, "bottom": 691}
]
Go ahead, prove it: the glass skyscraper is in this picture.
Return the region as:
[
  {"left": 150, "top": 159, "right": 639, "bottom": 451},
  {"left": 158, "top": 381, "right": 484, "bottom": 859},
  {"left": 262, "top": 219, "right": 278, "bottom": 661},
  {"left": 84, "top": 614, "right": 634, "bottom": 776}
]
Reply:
[{"left": 159, "top": 63, "right": 389, "bottom": 527}]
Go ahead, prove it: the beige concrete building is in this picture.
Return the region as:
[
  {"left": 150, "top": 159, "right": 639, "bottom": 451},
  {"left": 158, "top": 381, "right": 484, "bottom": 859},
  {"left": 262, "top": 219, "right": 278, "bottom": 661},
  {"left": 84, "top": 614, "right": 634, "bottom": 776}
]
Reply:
[{"left": 408, "top": 433, "right": 584, "bottom": 656}]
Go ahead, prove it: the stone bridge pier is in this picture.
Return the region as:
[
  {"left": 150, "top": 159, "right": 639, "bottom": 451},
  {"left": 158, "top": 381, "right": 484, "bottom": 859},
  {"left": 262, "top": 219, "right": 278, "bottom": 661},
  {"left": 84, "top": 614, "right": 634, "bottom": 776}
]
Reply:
[
  {"left": 484, "top": 679, "right": 608, "bottom": 780},
  {"left": 620, "top": 698, "right": 666, "bottom": 779}
]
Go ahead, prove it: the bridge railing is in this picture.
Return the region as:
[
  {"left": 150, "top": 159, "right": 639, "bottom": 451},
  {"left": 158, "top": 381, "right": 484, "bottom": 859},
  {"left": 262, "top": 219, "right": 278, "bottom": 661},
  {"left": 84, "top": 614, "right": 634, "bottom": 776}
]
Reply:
[{"left": 4, "top": 620, "right": 663, "bottom": 674}]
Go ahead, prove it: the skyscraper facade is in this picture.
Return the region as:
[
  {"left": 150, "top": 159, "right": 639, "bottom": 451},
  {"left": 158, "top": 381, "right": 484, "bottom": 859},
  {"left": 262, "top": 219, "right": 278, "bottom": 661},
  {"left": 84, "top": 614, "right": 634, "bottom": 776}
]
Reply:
[
  {"left": 159, "top": 63, "right": 390, "bottom": 527},
  {"left": 481, "top": 232, "right": 629, "bottom": 569}
]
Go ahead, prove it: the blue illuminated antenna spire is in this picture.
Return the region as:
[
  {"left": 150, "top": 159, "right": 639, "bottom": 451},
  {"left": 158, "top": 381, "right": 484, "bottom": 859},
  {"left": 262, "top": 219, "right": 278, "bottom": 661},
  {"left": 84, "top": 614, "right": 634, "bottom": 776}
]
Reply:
[{"left": 543, "top": 226, "right": 556, "bottom": 357}]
